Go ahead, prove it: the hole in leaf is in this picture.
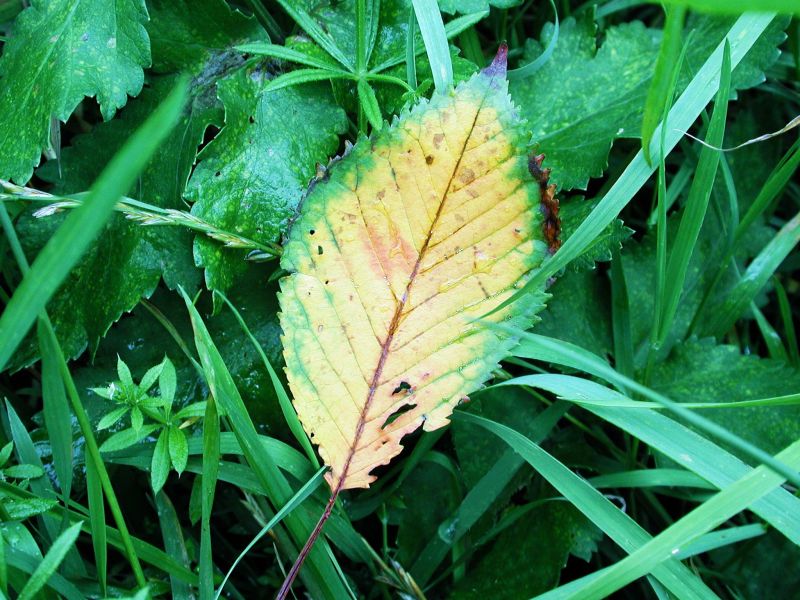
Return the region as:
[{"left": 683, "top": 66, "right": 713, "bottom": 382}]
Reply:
[
  {"left": 381, "top": 402, "right": 416, "bottom": 429},
  {"left": 309, "top": 229, "right": 316, "bottom": 235},
  {"left": 248, "top": 115, "right": 255, "bottom": 124},
  {"left": 317, "top": 245, "right": 324, "bottom": 255},
  {"left": 214, "top": 171, "right": 221, "bottom": 177},
  {"left": 391, "top": 381, "right": 412, "bottom": 395}
]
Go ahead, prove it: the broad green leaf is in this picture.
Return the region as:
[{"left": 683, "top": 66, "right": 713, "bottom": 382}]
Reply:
[
  {"left": 186, "top": 69, "right": 347, "bottom": 292},
  {"left": 534, "top": 270, "right": 613, "bottom": 359},
  {"left": 394, "top": 457, "right": 462, "bottom": 565},
  {"left": 510, "top": 13, "right": 787, "bottom": 191},
  {"left": 511, "top": 16, "right": 661, "bottom": 190},
  {"left": 280, "top": 50, "right": 553, "bottom": 490},
  {"left": 7, "top": 76, "right": 211, "bottom": 369},
  {"left": 650, "top": 339, "right": 800, "bottom": 455},
  {"left": 452, "top": 504, "right": 600, "bottom": 599},
  {"left": 0, "top": 80, "right": 188, "bottom": 374},
  {"left": 0, "top": 0, "right": 150, "bottom": 183},
  {"left": 146, "top": 0, "right": 266, "bottom": 73},
  {"left": 711, "top": 529, "right": 800, "bottom": 598}
]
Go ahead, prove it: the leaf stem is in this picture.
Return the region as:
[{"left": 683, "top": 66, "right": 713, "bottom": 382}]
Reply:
[{"left": 276, "top": 489, "right": 340, "bottom": 600}]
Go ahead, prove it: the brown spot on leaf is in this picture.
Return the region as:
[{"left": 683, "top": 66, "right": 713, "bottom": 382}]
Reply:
[
  {"left": 426, "top": 155, "right": 434, "bottom": 165},
  {"left": 459, "top": 168, "right": 475, "bottom": 184},
  {"left": 433, "top": 133, "right": 444, "bottom": 148}
]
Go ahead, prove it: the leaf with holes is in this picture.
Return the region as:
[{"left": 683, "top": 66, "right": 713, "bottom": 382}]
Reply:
[{"left": 279, "top": 47, "right": 557, "bottom": 496}]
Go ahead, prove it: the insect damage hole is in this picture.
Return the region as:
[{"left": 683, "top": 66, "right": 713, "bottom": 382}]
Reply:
[
  {"left": 392, "top": 381, "right": 412, "bottom": 395},
  {"left": 381, "top": 402, "right": 416, "bottom": 429}
]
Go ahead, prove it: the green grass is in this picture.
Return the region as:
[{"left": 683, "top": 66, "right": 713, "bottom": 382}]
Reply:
[{"left": 1, "top": 1, "right": 799, "bottom": 598}]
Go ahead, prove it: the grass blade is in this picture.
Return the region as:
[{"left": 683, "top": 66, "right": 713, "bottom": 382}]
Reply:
[
  {"left": 85, "top": 455, "right": 107, "bottom": 596},
  {"left": 215, "top": 468, "right": 326, "bottom": 600},
  {"left": 501, "top": 368, "right": 800, "bottom": 545},
  {"left": 658, "top": 0, "right": 800, "bottom": 15},
  {"left": 411, "top": 402, "right": 570, "bottom": 585},
  {"left": 412, "top": 0, "right": 453, "bottom": 91},
  {"left": 673, "top": 524, "right": 766, "bottom": 560},
  {"left": 511, "top": 331, "right": 800, "bottom": 488},
  {"left": 18, "top": 521, "right": 82, "bottom": 600},
  {"left": 455, "top": 412, "right": 718, "bottom": 600},
  {"left": 700, "top": 210, "right": 800, "bottom": 337},
  {"left": 641, "top": 4, "right": 686, "bottom": 165},
  {"left": 215, "top": 292, "right": 318, "bottom": 468},
  {"left": 658, "top": 42, "right": 731, "bottom": 345},
  {"left": 37, "top": 319, "right": 73, "bottom": 503},
  {"left": 155, "top": 490, "right": 193, "bottom": 600},
  {"left": 0, "top": 78, "right": 188, "bottom": 371},
  {"left": 181, "top": 289, "right": 350, "bottom": 599},
  {"left": 200, "top": 390, "right": 220, "bottom": 600},
  {"left": 563, "top": 439, "right": 800, "bottom": 599},
  {"left": 507, "top": 0, "right": 559, "bottom": 80}
]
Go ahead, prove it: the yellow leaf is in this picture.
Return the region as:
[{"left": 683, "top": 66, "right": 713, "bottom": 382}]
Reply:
[{"left": 279, "top": 48, "right": 558, "bottom": 491}]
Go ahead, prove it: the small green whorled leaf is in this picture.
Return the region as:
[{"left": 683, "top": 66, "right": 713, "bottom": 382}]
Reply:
[
  {"left": 452, "top": 503, "right": 601, "bottom": 600},
  {"left": 168, "top": 426, "right": 188, "bottom": 475},
  {"left": 151, "top": 429, "right": 171, "bottom": 493},
  {"left": 2, "top": 497, "right": 59, "bottom": 520},
  {"left": 3, "top": 464, "right": 44, "bottom": 480},
  {"left": 99, "top": 424, "right": 160, "bottom": 453},
  {"left": 0, "top": 0, "right": 151, "bottom": 183},
  {"left": 146, "top": 0, "right": 266, "bottom": 73},
  {"left": 650, "top": 339, "right": 800, "bottom": 455},
  {"left": 186, "top": 68, "right": 347, "bottom": 292}
]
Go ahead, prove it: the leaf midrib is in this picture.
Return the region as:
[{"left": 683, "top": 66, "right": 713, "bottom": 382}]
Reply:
[{"left": 334, "top": 85, "right": 493, "bottom": 491}]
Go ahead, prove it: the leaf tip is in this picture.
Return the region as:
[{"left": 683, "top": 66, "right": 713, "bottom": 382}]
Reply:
[{"left": 484, "top": 43, "right": 508, "bottom": 78}]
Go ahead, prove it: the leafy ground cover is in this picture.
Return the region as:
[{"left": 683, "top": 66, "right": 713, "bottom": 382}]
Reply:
[{"left": 1, "top": 0, "right": 799, "bottom": 598}]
